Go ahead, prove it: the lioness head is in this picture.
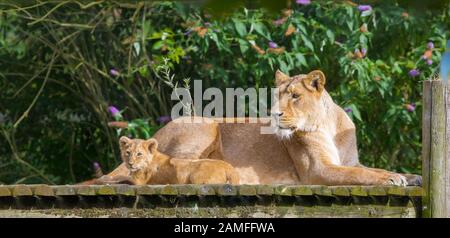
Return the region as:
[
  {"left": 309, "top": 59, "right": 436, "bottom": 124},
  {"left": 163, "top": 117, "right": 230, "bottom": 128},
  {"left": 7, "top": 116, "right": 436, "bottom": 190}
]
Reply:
[
  {"left": 119, "top": 136, "right": 158, "bottom": 172},
  {"left": 271, "top": 69, "right": 328, "bottom": 138}
]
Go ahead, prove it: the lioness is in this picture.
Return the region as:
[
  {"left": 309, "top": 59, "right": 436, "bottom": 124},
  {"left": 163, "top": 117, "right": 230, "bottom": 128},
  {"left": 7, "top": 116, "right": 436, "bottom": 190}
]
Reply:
[
  {"left": 82, "top": 69, "right": 421, "bottom": 186},
  {"left": 95, "top": 136, "right": 239, "bottom": 185}
]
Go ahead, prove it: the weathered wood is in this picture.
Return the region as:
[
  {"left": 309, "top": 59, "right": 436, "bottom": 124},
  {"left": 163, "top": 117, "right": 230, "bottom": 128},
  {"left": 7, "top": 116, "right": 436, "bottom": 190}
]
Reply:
[
  {"left": 54, "top": 185, "right": 76, "bottom": 196},
  {"left": 0, "top": 205, "right": 417, "bottom": 218},
  {"left": 430, "top": 80, "right": 447, "bottom": 217},
  {"left": 76, "top": 186, "right": 96, "bottom": 196},
  {"left": 446, "top": 84, "right": 450, "bottom": 217},
  {"left": 216, "top": 184, "right": 238, "bottom": 196},
  {"left": 0, "top": 186, "right": 11, "bottom": 197},
  {"left": 238, "top": 185, "right": 257, "bottom": 196},
  {"left": 33, "top": 185, "right": 55, "bottom": 197},
  {"left": 96, "top": 185, "right": 115, "bottom": 195},
  {"left": 422, "top": 80, "right": 432, "bottom": 217},
  {"left": 176, "top": 185, "right": 197, "bottom": 196},
  {"left": 256, "top": 185, "right": 274, "bottom": 195},
  {"left": 113, "top": 185, "right": 135, "bottom": 196},
  {"left": 0, "top": 185, "right": 423, "bottom": 217},
  {"left": 12, "top": 185, "right": 32, "bottom": 196}
]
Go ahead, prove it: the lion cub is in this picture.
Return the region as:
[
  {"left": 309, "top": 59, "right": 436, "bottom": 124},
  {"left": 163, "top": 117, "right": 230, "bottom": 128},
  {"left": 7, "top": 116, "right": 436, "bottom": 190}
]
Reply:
[{"left": 118, "top": 136, "right": 240, "bottom": 185}]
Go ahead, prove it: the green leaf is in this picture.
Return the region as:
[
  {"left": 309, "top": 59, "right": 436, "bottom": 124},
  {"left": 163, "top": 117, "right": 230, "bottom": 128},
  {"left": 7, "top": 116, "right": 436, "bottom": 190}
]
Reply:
[
  {"left": 295, "top": 53, "right": 307, "bottom": 67},
  {"left": 326, "top": 30, "right": 335, "bottom": 43},
  {"left": 238, "top": 39, "right": 249, "bottom": 54},
  {"left": 233, "top": 19, "right": 247, "bottom": 37},
  {"left": 349, "top": 104, "right": 362, "bottom": 121},
  {"left": 301, "top": 34, "right": 314, "bottom": 51},
  {"left": 253, "top": 22, "right": 270, "bottom": 40}
]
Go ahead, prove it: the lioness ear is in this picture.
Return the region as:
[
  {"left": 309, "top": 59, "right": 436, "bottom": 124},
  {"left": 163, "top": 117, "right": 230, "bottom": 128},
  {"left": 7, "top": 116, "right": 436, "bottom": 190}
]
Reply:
[
  {"left": 119, "top": 136, "right": 131, "bottom": 148},
  {"left": 304, "top": 70, "right": 326, "bottom": 93},
  {"left": 146, "top": 138, "right": 158, "bottom": 153},
  {"left": 275, "top": 69, "right": 290, "bottom": 86}
]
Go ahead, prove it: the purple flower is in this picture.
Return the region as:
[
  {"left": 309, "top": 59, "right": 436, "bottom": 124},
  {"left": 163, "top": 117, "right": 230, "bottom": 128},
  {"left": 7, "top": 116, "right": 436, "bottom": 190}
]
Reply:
[
  {"left": 427, "top": 59, "right": 433, "bottom": 65},
  {"left": 427, "top": 42, "right": 434, "bottom": 49},
  {"left": 357, "top": 5, "right": 372, "bottom": 12},
  {"left": 108, "top": 106, "right": 120, "bottom": 117},
  {"left": 268, "top": 41, "right": 278, "bottom": 48},
  {"left": 405, "top": 103, "right": 416, "bottom": 112},
  {"left": 344, "top": 107, "right": 353, "bottom": 113},
  {"left": 204, "top": 22, "right": 212, "bottom": 27},
  {"left": 157, "top": 115, "right": 172, "bottom": 124},
  {"left": 93, "top": 162, "right": 101, "bottom": 170},
  {"left": 296, "top": 0, "right": 311, "bottom": 5},
  {"left": 361, "top": 48, "right": 367, "bottom": 57},
  {"left": 109, "top": 68, "right": 120, "bottom": 77},
  {"left": 408, "top": 69, "right": 420, "bottom": 77}
]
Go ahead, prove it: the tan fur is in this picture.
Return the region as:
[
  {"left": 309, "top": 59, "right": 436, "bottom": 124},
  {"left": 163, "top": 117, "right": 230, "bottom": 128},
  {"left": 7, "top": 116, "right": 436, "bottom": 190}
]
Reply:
[
  {"left": 117, "top": 136, "right": 239, "bottom": 185},
  {"left": 82, "top": 70, "right": 421, "bottom": 186},
  {"left": 273, "top": 70, "right": 409, "bottom": 186}
]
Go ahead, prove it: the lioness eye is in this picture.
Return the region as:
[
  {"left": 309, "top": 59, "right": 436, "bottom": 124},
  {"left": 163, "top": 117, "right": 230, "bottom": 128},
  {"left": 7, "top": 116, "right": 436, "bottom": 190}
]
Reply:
[
  {"left": 137, "top": 152, "right": 143, "bottom": 157},
  {"left": 292, "top": 93, "right": 300, "bottom": 99}
]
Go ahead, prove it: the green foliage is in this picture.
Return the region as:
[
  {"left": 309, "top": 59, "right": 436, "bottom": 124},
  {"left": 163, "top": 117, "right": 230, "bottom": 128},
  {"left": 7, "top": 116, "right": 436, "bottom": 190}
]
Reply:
[{"left": 0, "top": 1, "right": 448, "bottom": 183}]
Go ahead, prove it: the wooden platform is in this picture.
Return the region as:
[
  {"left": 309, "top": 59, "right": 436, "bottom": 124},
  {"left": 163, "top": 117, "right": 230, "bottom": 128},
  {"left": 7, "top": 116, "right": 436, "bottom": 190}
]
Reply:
[{"left": 0, "top": 185, "right": 422, "bottom": 218}]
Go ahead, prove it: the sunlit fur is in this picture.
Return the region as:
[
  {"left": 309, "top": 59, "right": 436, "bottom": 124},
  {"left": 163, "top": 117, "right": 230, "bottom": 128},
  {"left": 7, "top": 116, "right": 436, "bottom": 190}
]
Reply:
[
  {"left": 119, "top": 136, "right": 240, "bottom": 185},
  {"left": 120, "top": 137, "right": 155, "bottom": 173},
  {"left": 272, "top": 71, "right": 328, "bottom": 140}
]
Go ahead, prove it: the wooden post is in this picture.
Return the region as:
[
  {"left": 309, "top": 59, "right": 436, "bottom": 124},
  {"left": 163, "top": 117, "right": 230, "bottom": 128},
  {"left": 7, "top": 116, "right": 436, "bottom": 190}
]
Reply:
[{"left": 422, "top": 80, "right": 448, "bottom": 218}]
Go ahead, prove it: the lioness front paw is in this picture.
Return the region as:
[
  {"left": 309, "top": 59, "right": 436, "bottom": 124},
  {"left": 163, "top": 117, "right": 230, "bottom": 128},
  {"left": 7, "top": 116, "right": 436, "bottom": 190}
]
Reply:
[{"left": 382, "top": 174, "right": 408, "bottom": 186}]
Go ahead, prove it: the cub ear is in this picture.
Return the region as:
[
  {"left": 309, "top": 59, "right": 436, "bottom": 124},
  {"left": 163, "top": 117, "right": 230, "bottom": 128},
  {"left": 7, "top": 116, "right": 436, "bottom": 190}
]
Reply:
[
  {"left": 275, "top": 69, "right": 290, "bottom": 86},
  {"left": 119, "top": 136, "right": 131, "bottom": 148},
  {"left": 146, "top": 138, "right": 158, "bottom": 153},
  {"left": 303, "top": 70, "right": 326, "bottom": 93}
]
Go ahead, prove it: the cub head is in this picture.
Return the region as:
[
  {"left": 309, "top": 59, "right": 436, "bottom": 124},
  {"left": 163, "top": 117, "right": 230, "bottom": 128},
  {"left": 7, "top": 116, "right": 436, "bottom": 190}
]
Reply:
[
  {"left": 271, "top": 69, "right": 328, "bottom": 139},
  {"left": 119, "top": 136, "right": 158, "bottom": 172}
]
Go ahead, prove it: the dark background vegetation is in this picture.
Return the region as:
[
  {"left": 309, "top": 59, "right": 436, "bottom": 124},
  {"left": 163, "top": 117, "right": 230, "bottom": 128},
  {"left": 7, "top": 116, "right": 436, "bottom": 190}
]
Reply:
[{"left": 0, "top": 0, "right": 449, "bottom": 184}]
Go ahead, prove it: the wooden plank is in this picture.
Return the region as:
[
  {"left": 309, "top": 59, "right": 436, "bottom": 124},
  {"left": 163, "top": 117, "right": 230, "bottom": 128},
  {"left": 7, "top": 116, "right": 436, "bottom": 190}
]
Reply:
[
  {"left": 33, "top": 185, "right": 55, "bottom": 197},
  {"left": 422, "top": 80, "right": 432, "bottom": 217},
  {"left": 12, "top": 185, "right": 33, "bottom": 196},
  {"left": 291, "top": 186, "right": 313, "bottom": 196},
  {"left": 176, "top": 185, "right": 198, "bottom": 196},
  {"left": 54, "top": 185, "right": 76, "bottom": 196},
  {"left": 367, "top": 186, "right": 387, "bottom": 196},
  {"left": 350, "top": 186, "right": 369, "bottom": 196},
  {"left": 238, "top": 185, "right": 257, "bottom": 196},
  {"left": 113, "top": 185, "right": 135, "bottom": 196},
  {"left": 160, "top": 185, "right": 178, "bottom": 195},
  {"left": 430, "top": 80, "right": 447, "bottom": 218},
  {"left": 216, "top": 185, "right": 238, "bottom": 196},
  {"left": 387, "top": 186, "right": 407, "bottom": 196},
  {"left": 135, "top": 185, "right": 161, "bottom": 195},
  {"left": 446, "top": 84, "right": 450, "bottom": 217},
  {"left": 256, "top": 185, "right": 274, "bottom": 195},
  {"left": 331, "top": 186, "right": 350, "bottom": 196},
  {"left": 96, "top": 185, "right": 116, "bottom": 195},
  {"left": 197, "top": 185, "right": 216, "bottom": 196},
  {"left": 0, "top": 186, "right": 11, "bottom": 197},
  {"left": 273, "top": 185, "right": 293, "bottom": 196},
  {"left": 406, "top": 187, "right": 423, "bottom": 197},
  {"left": 312, "top": 185, "right": 333, "bottom": 196},
  {"left": 76, "top": 186, "right": 97, "bottom": 196}
]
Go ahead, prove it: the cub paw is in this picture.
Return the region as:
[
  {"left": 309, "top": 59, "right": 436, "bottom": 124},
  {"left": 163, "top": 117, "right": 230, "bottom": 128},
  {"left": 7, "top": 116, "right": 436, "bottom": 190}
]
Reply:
[{"left": 382, "top": 174, "right": 408, "bottom": 186}]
